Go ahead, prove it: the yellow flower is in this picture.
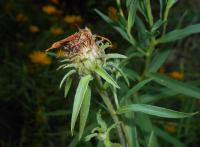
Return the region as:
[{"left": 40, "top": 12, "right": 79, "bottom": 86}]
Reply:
[
  {"left": 42, "top": 5, "right": 57, "bottom": 14},
  {"left": 64, "top": 15, "right": 83, "bottom": 25},
  {"left": 16, "top": 13, "right": 28, "bottom": 22},
  {"left": 29, "top": 51, "right": 51, "bottom": 65},
  {"left": 50, "top": 27, "right": 64, "bottom": 35},
  {"left": 164, "top": 123, "right": 177, "bottom": 133},
  {"left": 108, "top": 6, "right": 118, "bottom": 21},
  {"left": 169, "top": 71, "right": 183, "bottom": 80},
  {"left": 29, "top": 25, "right": 39, "bottom": 33}
]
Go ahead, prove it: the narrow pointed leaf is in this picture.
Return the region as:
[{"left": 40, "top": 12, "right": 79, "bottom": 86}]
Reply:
[
  {"left": 95, "top": 9, "right": 113, "bottom": 23},
  {"left": 120, "top": 79, "right": 152, "bottom": 103},
  {"left": 71, "top": 75, "right": 93, "bottom": 134},
  {"left": 127, "top": 0, "right": 138, "bottom": 32},
  {"left": 79, "top": 86, "right": 91, "bottom": 140},
  {"left": 148, "top": 49, "right": 171, "bottom": 73},
  {"left": 150, "top": 73, "right": 200, "bottom": 99},
  {"left": 148, "top": 132, "right": 159, "bottom": 147},
  {"left": 64, "top": 77, "right": 72, "bottom": 98},
  {"left": 158, "top": 24, "right": 200, "bottom": 43},
  {"left": 117, "top": 104, "right": 197, "bottom": 118},
  {"left": 95, "top": 66, "right": 120, "bottom": 88},
  {"left": 59, "top": 70, "right": 76, "bottom": 88},
  {"left": 105, "top": 53, "right": 127, "bottom": 59}
]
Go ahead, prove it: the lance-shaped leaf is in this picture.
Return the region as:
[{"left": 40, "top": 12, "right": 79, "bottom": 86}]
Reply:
[
  {"left": 95, "top": 66, "right": 120, "bottom": 88},
  {"left": 105, "top": 53, "right": 127, "bottom": 59},
  {"left": 71, "top": 74, "right": 93, "bottom": 134},
  {"left": 64, "top": 77, "right": 72, "bottom": 98},
  {"left": 149, "top": 73, "right": 200, "bottom": 99},
  {"left": 127, "top": 0, "right": 138, "bottom": 33},
  {"left": 148, "top": 131, "right": 159, "bottom": 147},
  {"left": 117, "top": 104, "right": 197, "bottom": 118},
  {"left": 120, "top": 78, "right": 152, "bottom": 104},
  {"left": 79, "top": 86, "right": 91, "bottom": 139},
  {"left": 158, "top": 24, "right": 200, "bottom": 43},
  {"left": 59, "top": 70, "right": 76, "bottom": 88},
  {"left": 148, "top": 49, "right": 171, "bottom": 73},
  {"left": 94, "top": 9, "right": 113, "bottom": 24}
]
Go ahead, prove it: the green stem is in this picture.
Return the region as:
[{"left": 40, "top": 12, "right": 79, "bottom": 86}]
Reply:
[{"left": 95, "top": 77, "right": 127, "bottom": 147}]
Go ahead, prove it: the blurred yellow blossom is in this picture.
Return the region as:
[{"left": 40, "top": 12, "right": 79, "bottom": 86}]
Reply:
[
  {"left": 42, "top": 5, "right": 57, "bottom": 14},
  {"left": 16, "top": 13, "right": 28, "bottom": 22},
  {"left": 29, "top": 25, "right": 39, "bottom": 33},
  {"left": 29, "top": 51, "right": 51, "bottom": 65},
  {"left": 164, "top": 123, "right": 177, "bottom": 133},
  {"left": 158, "top": 67, "right": 165, "bottom": 74},
  {"left": 50, "top": 27, "right": 64, "bottom": 35},
  {"left": 169, "top": 71, "right": 183, "bottom": 80},
  {"left": 50, "top": 0, "right": 59, "bottom": 4},
  {"left": 108, "top": 6, "right": 118, "bottom": 21},
  {"left": 64, "top": 15, "right": 83, "bottom": 25}
]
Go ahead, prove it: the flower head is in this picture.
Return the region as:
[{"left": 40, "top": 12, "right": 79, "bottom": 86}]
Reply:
[
  {"left": 108, "top": 6, "right": 118, "bottom": 21},
  {"left": 64, "top": 15, "right": 83, "bottom": 25},
  {"left": 42, "top": 5, "right": 57, "bottom": 14},
  {"left": 169, "top": 71, "right": 183, "bottom": 80},
  {"left": 29, "top": 25, "right": 40, "bottom": 33},
  {"left": 46, "top": 27, "right": 112, "bottom": 75},
  {"left": 29, "top": 51, "right": 51, "bottom": 65},
  {"left": 50, "top": 27, "right": 64, "bottom": 35}
]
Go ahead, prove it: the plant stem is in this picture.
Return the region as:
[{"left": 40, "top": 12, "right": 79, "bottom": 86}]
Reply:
[{"left": 95, "top": 76, "right": 127, "bottom": 147}]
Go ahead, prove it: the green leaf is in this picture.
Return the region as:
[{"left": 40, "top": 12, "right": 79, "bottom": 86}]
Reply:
[
  {"left": 113, "top": 26, "right": 130, "bottom": 41},
  {"left": 127, "top": 0, "right": 138, "bottom": 32},
  {"left": 154, "top": 126, "right": 186, "bottom": 147},
  {"left": 59, "top": 70, "right": 76, "bottom": 88},
  {"left": 148, "top": 49, "right": 171, "bottom": 73},
  {"left": 158, "top": 24, "right": 200, "bottom": 43},
  {"left": 120, "top": 79, "right": 152, "bottom": 104},
  {"left": 97, "top": 110, "right": 107, "bottom": 131},
  {"left": 95, "top": 66, "right": 120, "bottom": 88},
  {"left": 105, "top": 53, "right": 127, "bottom": 59},
  {"left": 117, "top": 104, "right": 197, "bottom": 118},
  {"left": 94, "top": 9, "right": 113, "bottom": 24},
  {"left": 79, "top": 86, "right": 91, "bottom": 140},
  {"left": 151, "top": 19, "right": 165, "bottom": 32},
  {"left": 71, "top": 75, "right": 93, "bottom": 135},
  {"left": 107, "top": 62, "right": 129, "bottom": 86},
  {"left": 149, "top": 73, "right": 200, "bottom": 99},
  {"left": 64, "top": 77, "right": 72, "bottom": 98},
  {"left": 148, "top": 132, "right": 159, "bottom": 147}
]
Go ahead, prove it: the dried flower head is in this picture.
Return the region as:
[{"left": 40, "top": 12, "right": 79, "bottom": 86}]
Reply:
[{"left": 46, "top": 27, "right": 112, "bottom": 75}]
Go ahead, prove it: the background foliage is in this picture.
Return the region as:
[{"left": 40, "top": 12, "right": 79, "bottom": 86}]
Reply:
[{"left": 0, "top": 0, "right": 200, "bottom": 147}]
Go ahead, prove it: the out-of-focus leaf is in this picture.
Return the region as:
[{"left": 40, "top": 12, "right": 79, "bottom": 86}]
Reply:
[
  {"left": 71, "top": 74, "right": 93, "bottom": 135},
  {"left": 120, "top": 79, "right": 152, "bottom": 103},
  {"left": 117, "top": 104, "right": 197, "bottom": 118},
  {"left": 95, "top": 9, "right": 113, "bottom": 23},
  {"left": 148, "top": 49, "right": 171, "bottom": 73},
  {"left": 149, "top": 73, "right": 200, "bottom": 99},
  {"left": 127, "top": 0, "right": 138, "bottom": 32},
  {"left": 148, "top": 132, "right": 159, "bottom": 147},
  {"left": 158, "top": 24, "right": 200, "bottom": 43},
  {"left": 154, "top": 126, "right": 186, "bottom": 147},
  {"left": 79, "top": 86, "right": 91, "bottom": 139}
]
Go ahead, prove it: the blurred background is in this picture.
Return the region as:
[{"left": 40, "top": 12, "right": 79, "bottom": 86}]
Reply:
[{"left": 0, "top": 0, "right": 200, "bottom": 147}]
